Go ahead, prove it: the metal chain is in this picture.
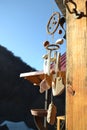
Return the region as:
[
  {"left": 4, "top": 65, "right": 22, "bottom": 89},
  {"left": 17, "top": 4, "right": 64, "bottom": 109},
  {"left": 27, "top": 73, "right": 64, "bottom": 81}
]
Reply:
[
  {"left": 63, "top": 0, "right": 77, "bottom": 14},
  {"left": 63, "top": 0, "right": 85, "bottom": 19}
]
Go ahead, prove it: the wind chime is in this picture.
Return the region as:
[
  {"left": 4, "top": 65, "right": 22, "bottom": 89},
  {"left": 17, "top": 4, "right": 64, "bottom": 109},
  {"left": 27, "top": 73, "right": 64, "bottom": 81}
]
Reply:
[{"left": 39, "top": 11, "right": 66, "bottom": 126}]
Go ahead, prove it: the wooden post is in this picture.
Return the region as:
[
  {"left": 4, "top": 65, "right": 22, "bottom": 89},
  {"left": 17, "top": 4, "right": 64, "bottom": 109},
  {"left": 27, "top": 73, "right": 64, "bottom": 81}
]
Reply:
[{"left": 66, "top": 0, "right": 87, "bottom": 130}]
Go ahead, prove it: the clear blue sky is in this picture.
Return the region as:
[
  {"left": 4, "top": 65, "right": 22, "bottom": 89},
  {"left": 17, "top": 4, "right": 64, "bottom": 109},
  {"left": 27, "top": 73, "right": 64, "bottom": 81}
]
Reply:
[{"left": 0, "top": 0, "right": 66, "bottom": 70}]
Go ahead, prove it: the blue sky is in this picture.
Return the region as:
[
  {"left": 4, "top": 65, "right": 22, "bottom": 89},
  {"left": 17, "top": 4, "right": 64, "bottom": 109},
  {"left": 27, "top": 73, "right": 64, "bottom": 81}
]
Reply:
[{"left": 0, "top": 0, "right": 66, "bottom": 70}]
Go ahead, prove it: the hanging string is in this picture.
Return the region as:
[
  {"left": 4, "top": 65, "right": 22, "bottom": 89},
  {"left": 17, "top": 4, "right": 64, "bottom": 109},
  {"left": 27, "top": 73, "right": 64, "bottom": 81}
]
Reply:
[
  {"left": 50, "top": 0, "right": 55, "bottom": 44},
  {"left": 50, "top": 0, "right": 55, "bottom": 14},
  {"left": 51, "top": 88, "right": 53, "bottom": 103},
  {"left": 51, "top": 33, "right": 55, "bottom": 44}
]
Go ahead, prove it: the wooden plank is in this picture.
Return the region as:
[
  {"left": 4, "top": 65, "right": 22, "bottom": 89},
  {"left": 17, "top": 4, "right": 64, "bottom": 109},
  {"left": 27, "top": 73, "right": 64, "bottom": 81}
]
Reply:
[
  {"left": 66, "top": 0, "right": 87, "bottom": 130},
  {"left": 20, "top": 71, "right": 66, "bottom": 87}
]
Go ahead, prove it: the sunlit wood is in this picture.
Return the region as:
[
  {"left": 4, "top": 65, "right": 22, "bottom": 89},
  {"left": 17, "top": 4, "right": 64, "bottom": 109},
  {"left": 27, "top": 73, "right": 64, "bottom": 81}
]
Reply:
[{"left": 66, "top": 0, "right": 87, "bottom": 130}]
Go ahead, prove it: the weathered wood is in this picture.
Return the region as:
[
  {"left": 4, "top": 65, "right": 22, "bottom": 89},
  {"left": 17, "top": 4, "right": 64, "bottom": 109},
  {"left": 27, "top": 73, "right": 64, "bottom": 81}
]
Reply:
[
  {"left": 66, "top": 0, "right": 87, "bottom": 130},
  {"left": 55, "top": 0, "right": 66, "bottom": 16}
]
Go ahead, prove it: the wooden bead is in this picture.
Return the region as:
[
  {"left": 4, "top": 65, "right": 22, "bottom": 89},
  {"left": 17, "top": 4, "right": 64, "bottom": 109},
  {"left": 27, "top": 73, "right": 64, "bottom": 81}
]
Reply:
[
  {"left": 43, "top": 41, "right": 50, "bottom": 47},
  {"left": 55, "top": 38, "right": 63, "bottom": 45},
  {"left": 58, "top": 29, "right": 62, "bottom": 34},
  {"left": 50, "top": 69, "right": 56, "bottom": 74}
]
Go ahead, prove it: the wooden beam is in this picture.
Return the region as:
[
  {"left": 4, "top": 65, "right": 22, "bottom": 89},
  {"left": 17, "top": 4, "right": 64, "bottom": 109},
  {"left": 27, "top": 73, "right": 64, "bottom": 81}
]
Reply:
[
  {"left": 66, "top": 0, "right": 87, "bottom": 130},
  {"left": 55, "top": 0, "right": 66, "bottom": 16}
]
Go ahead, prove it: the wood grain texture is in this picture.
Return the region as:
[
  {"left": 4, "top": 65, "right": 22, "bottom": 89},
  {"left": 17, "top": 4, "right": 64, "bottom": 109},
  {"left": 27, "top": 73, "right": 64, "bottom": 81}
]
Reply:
[{"left": 66, "top": 0, "right": 87, "bottom": 130}]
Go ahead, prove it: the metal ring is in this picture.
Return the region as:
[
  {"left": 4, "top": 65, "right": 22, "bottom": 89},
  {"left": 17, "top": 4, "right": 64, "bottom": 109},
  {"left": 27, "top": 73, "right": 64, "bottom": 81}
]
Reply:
[
  {"left": 46, "top": 12, "right": 60, "bottom": 35},
  {"left": 46, "top": 44, "right": 60, "bottom": 51}
]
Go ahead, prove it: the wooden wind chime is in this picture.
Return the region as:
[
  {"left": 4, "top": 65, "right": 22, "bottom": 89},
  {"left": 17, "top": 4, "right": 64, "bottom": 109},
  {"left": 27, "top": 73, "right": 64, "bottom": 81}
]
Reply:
[
  {"left": 39, "top": 11, "right": 66, "bottom": 127},
  {"left": 20, "top": 6, "right": 66, "bottom": 130}
]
